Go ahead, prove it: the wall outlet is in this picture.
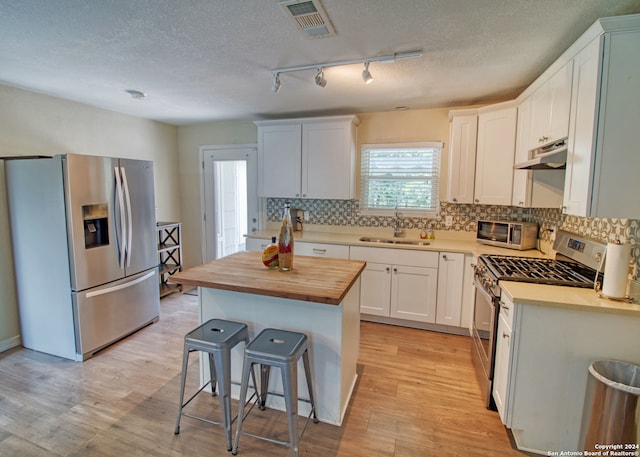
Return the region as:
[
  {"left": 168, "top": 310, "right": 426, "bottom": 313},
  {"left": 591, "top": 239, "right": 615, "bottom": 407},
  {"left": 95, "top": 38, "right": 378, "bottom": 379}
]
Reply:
[
  {"left": 303, "top": 210, "right": 310, "bottom": 221},
  {"left": 445, "top": 215, "right": 453, "bottom": 228}
]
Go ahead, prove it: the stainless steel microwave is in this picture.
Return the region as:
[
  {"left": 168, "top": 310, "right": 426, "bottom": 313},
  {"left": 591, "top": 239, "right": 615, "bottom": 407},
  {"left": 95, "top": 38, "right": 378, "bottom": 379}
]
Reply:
[{"left": 476, "top": 220, "right": 538, "bottom": 250}]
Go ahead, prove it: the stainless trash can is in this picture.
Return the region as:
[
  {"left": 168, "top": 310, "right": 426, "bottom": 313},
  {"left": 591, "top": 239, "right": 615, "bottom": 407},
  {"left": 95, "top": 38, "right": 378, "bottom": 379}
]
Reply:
[{"left": 582, "top": 360, "right": 640, "bottom": 451}]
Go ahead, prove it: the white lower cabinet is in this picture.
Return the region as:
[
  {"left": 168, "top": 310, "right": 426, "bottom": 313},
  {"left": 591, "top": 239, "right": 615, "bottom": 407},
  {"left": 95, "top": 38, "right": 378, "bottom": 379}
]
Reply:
[
  {"left": 247, "top": 239, "right": 467, "bottom": 330},
  {"left": 493, "top": 292, "right": 515, "bottom": 426},
  {"left": 246, "top": 238, "right": 349, "bottom": 259},
  {"left": 493, "top": 312, "right": 513, "bottom": 425},
  {"left": 390, "top": 264, "right": 438, "bottom": 322},
  {"left": 245, "top": 237, "right": 271, "bottom": 252},
  {"left": 435, "top": 252, "right": 464, "bottom": 326},
  {"left": 350, "top": 246, "right": 440, "bottom": 324},
  {"left": 359, "top": 263, "right": 392, "bottom": 316},
  {"left": 295, "top": 241, "right": 349, "bottom": 259},
  {"left": 493, "top": 289, "right": 640, "bottom": 453}
]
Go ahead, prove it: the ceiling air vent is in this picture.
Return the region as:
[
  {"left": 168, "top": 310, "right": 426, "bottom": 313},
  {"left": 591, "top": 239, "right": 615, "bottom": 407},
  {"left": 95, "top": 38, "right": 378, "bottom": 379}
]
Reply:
[{"left": 279, "top": 0, "right": 336, "bottom": 38}]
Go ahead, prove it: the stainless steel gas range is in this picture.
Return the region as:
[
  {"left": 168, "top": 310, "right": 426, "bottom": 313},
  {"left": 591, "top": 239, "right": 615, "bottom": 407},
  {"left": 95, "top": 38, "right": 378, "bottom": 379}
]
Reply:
[{"left": 471, "top": 230, "right": 606, "bottom": 409}]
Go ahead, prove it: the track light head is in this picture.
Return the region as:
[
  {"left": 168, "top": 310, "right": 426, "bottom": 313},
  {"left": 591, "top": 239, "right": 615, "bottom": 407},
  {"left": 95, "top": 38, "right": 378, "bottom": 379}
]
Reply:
[
  {"left": 362, "top": 62, "right": 373, "bottom": 84},
  {"left": 315, "top": 68, "right": 327, "bottom": 88},
  {"left": 272, "top": 73, "right": 281, "bottom": 93}
]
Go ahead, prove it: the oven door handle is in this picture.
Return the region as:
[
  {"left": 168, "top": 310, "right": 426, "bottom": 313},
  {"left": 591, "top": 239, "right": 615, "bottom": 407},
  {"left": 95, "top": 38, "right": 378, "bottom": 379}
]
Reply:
[{"left": 474, "top": 279, "right": 497, "bottom": 306}]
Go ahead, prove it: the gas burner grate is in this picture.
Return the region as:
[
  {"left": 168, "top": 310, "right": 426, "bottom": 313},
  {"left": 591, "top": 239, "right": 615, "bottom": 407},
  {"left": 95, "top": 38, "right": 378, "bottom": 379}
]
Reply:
[{"left": 482, "top": 255, "right": 600, "bottom": 288}]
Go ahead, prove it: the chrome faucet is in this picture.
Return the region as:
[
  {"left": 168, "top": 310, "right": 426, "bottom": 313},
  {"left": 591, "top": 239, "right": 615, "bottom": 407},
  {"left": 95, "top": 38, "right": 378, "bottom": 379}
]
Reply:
[{"left": 393, "top": 206, "right": 405, "bottom": 237}]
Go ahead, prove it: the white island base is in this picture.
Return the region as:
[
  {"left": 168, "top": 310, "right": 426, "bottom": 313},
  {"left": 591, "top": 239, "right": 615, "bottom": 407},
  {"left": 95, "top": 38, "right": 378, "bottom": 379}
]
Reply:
[{"left": 197, "top": 278, "right": 361, "bottom": 426}]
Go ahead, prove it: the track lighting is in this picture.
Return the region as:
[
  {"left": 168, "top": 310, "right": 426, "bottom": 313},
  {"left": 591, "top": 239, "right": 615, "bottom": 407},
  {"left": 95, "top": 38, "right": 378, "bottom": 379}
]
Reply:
[
  {"left": 272, "top": 73, "right": 281, "bottom": 93},
  {"left": 362, "top": 61, "right": 373, "bottom": 84},
  {"left": 270, "top": 49, "right": 422, "bottom": 92},
  {"left": 314, "top": 68, "right": 327, "bottom": 88}
]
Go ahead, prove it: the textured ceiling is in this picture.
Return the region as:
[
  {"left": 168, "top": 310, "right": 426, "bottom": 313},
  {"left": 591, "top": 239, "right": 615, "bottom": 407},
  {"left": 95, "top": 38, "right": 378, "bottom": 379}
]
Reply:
[{"left": 2, "top": 0, "right": 640, "bottom": 125}]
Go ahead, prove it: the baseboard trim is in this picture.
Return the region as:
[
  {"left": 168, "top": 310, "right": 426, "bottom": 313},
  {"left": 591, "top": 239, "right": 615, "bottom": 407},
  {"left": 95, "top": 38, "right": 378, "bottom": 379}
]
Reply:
[{"left": 0, "top": 335, "right": 21, "bottom": 353}]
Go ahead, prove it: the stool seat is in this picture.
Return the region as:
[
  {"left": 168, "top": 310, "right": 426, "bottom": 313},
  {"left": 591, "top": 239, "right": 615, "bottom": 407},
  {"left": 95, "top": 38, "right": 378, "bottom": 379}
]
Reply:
[
  {"left": 185, "top": 318, "right": 249, "bottom": 351},
  {"left": 232, "top": 328, "right": 317, "bottom": 457},
  {"left": 175, "top": 318, "right": 250, "bottom": 452},
  {"left": 245, "top": 328, "right": 308, "bottom": 362}
]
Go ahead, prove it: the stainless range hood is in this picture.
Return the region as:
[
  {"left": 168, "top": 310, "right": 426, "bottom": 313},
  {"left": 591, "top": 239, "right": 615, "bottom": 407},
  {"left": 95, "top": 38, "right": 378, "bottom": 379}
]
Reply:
[{"left": 514, "top": 138, "right": 567, "bottom": 170}]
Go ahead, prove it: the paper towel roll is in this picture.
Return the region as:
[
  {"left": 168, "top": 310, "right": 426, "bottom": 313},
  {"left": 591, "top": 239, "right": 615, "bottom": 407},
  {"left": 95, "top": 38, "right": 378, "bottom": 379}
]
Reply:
[{"left": 602, "top": 242, "right": 631, "bottom": 298}]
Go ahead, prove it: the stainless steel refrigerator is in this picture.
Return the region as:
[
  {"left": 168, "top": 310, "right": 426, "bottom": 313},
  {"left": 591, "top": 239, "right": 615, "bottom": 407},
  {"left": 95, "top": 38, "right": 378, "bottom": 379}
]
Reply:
[{"left": 6, "top": 153, "right": 160, "bottom": 361}]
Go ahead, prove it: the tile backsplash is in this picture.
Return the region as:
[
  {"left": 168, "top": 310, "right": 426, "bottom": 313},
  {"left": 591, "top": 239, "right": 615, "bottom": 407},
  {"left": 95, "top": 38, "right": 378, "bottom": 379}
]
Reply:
[{"left": 267, "top": 198, "right": 639, "bottom": 280}]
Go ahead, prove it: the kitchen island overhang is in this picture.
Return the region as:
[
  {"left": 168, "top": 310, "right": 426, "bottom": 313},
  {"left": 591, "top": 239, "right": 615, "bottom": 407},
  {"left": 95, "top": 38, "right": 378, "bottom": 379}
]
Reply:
[{"left": 169, "top": 251, "right": 366, "bottom": 426}]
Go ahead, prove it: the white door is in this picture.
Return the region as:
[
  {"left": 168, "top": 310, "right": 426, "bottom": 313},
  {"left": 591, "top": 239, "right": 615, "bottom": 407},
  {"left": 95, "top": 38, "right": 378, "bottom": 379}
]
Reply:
[{"left": 202, "top": 145, "right": 258, "bottom": 262}]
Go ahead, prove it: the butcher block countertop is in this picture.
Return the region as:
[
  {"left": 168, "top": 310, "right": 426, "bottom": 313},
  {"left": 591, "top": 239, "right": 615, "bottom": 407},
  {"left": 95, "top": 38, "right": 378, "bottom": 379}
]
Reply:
[{"left": 169, "top": 251, "right": 366, "bottom": 305}]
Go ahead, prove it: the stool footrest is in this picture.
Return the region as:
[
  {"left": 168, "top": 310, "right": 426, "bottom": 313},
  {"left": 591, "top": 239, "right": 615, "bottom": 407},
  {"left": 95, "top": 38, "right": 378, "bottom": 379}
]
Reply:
[
  {"left": 236, "top": 395, "right": 317, "bottom": 448},
  {"left": 178, "top": 389, "right": 259, "bottom": 427}
]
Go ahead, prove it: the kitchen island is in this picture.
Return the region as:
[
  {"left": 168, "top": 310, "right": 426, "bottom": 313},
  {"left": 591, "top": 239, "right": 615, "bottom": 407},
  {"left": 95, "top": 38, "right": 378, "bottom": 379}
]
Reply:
[{"left": 169, "top": 251, "right": 366, "bottom": 426}]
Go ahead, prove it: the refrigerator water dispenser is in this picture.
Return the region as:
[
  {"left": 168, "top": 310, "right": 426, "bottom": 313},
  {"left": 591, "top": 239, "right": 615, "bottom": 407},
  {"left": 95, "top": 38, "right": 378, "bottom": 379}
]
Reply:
[{"left": 83, "top": 203, "right": 109, "bottom": 248}]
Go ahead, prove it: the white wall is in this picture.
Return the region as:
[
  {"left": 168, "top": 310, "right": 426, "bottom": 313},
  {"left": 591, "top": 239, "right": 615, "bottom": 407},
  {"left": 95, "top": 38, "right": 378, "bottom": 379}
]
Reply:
[
  {"left": 0, "top": 84, "right": 180, "bottom": 351},
  {"left": 177, "top": 121, "right": 257, "bottom": 269},
  {"left": 175, "top": 108, "right": 457, "bottom": 269},
  {"left": 356, "top": 109, "right": 452, "bottom": 202}
]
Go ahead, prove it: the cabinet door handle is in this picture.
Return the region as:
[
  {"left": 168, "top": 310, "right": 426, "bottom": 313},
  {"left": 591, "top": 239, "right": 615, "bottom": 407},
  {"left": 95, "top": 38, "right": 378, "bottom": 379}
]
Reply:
[
  {"left": 442, "top": 254, "right": 448, "bottom": 260},
  {"left": 499, "top": 301, "right": 509, "bottom": 311},
  {"left": 452, "top": 197, "right": 458, "bottom": 202},
  {"left": 296, "top": 193, "right": 300, "bottom": 197},
  {"left": 474, "top": 198, "right": 479, "bottom": 203},
  {"left": 393, "top": 267, "right": 398, "bottom": 273},
  {"left": 502, "top": 332, "right": 510, "bottom": 339},
  {"left": 312, "top": 248, "right": 326, "bottom": 254},
  {"left": 385, "top": 267, "right": 390, "bottom": 273}
]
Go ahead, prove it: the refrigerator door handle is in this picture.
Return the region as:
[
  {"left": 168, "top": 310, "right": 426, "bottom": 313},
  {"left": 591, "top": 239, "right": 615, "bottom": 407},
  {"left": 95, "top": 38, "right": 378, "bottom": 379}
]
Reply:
[
  {"left": 120, "top": 166, "right": 133, "bottom": 268},
  {"left": 114, "top": 166, "right": 127, "bottom": 270},
  {"left": 85, "top": 270, "right": 156, "bottom": 299}
]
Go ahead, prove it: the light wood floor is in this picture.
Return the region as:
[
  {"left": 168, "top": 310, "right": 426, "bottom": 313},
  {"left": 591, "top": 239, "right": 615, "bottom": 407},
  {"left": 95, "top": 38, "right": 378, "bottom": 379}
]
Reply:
[{"left": 0, "top": 291, "right": 531, "bottom": 457}]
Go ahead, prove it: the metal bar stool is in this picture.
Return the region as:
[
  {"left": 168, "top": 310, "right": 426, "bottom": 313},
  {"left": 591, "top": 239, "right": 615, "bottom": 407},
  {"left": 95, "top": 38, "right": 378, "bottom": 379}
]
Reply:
[
  {"left": 232, "top": 328, "right": 318, "bottom": 457},
  {"left": 174, "top": 318, "right": 253, "bottom": 451}
]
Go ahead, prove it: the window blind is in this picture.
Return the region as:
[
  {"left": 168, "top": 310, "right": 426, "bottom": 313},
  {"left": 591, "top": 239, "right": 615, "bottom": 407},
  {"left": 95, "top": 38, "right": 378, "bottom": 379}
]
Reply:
[{"left": 360, "top": 142, "right": 442, "bottom": 214}]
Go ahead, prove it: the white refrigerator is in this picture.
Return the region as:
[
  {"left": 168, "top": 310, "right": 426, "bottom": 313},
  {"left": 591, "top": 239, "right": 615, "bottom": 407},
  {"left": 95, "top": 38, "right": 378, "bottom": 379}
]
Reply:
[{"left": 6, "top": 153, "right": 160, "bottom": 361}]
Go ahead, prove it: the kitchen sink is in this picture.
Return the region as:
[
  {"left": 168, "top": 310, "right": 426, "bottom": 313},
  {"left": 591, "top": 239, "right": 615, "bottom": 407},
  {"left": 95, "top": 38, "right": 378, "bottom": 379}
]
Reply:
[
  {"left": 358, "top": 236, "right": 429, "bottom": 246},
  {"left": 394, "top": 239, "right": 430, "bottom": 246},
  {"left": 358, "top": 236, "right": 395, "bottom": 244}
]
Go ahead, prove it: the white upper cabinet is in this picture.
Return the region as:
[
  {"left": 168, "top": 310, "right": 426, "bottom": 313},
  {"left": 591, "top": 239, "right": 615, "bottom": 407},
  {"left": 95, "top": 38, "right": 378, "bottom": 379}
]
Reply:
[
  {"left": 302, "top": 120, "right": 357, "bottom": 199},
  {"left": 256, "top": 115, "right": 359, "bottom": 199},
  {"left": 474, "top": 104, "right": 517, "bottom": 205},
  {"left": 257, "top": 123, "right": 302, "bottom": 198},
  {"left": 528, "top": 62, "right": 573, "bottom": 150},
  {"left": 447, "top": 103, "right": 516, "bottom": 206},
  {"left": 447, "top": 113, "right": 478, "bottom": 204},
  {"left": 512, "top": 97, "right": 565, "bottom": 208},
  {"left": 563, "top": 19, "right": 640, "bottom": 218},
  {"left": 512, "top": 98, "right": 532, "bottom": 207}
]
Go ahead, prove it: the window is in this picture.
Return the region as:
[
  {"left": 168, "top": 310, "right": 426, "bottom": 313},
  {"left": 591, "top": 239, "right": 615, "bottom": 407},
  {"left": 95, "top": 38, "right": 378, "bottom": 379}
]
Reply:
[{"left": 359, "top": 142, "right": 442, "bottom": 215}]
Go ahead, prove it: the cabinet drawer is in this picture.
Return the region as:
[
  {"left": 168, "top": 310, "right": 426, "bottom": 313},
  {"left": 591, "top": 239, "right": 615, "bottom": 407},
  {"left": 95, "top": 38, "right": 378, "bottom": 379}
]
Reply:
[
  {"left": 296, "top": 242, "right": 349, "bottom": 259},
  {"left": 498, "top": 292, "right": 515, "bottom": 328},
  {"left": 350, "top": 246, "right": 439, "bottom": 268},
  {"left": 246, "top": 237, "right": 271, "bottom": 252}
]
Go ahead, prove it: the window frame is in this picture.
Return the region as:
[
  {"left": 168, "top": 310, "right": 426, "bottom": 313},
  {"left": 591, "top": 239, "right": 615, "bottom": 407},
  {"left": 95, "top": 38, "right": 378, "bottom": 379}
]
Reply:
[{"left": 358, "top": 141, "right": 443, "bottom": 217}]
